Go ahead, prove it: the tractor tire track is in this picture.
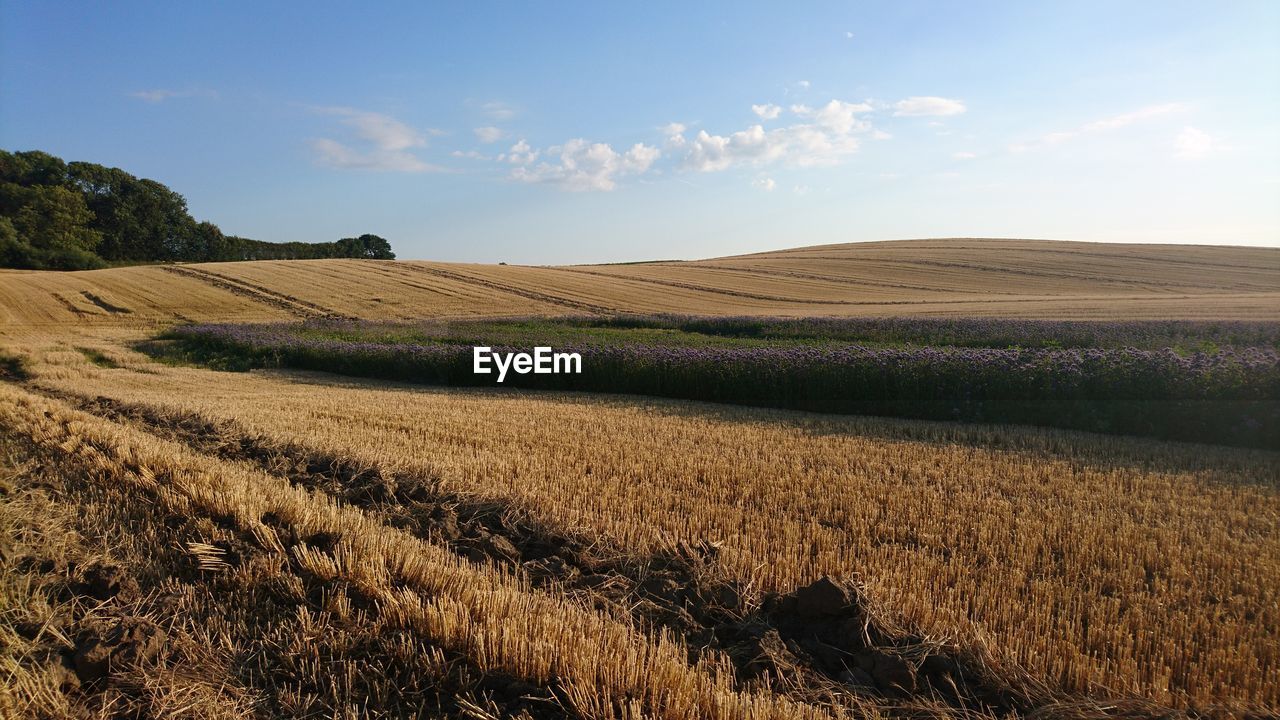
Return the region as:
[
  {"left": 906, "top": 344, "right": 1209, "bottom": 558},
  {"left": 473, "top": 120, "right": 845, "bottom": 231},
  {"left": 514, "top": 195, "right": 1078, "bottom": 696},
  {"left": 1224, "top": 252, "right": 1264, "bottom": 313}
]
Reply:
[
  {"left": 682, "top": 264, "right": 1021, "bottom": 296},
  {"left": 360, "top": 263, "right": 474, "bottom": 298},
  {"left": 550, "top": 267, "right": 1099, "bottom": 307},
  {"left": 162, "top": 266, "right": 353, "bottom": 319},
  {"left": 549, "top": 266, "right": 866, "bottom": 305},
  {"left": 0, "top": 409, "right": 580, "bottom": 720},
  {"left": 30, "top": 385, "right": 1136, "bottom": 719},
  {"left": 411, "top": 266, "right": 618, "bottom": 314},
  {"left": 746, "top": 257, "right": 1272, "bottom": 292}
]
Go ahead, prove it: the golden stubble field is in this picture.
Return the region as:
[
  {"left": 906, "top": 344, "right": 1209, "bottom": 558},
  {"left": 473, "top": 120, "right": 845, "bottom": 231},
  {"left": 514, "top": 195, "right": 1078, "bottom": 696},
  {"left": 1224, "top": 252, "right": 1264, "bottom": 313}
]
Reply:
[
  {"left": 2, "top": 238, "right": 1279, "bottom": 719},
  {"left": 2, "top": 239, "right": 1279, "bottom": 328}
]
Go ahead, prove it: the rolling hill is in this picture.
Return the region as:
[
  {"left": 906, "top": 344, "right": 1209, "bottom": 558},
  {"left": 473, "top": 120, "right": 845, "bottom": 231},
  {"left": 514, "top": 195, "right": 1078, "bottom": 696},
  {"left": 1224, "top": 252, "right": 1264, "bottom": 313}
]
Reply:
[
  {"left": 2, "top": 238, "right": 1279, "bottom": 718},
  {"left": 2, "top": 238, "right": 1277, "bottom": 331}
]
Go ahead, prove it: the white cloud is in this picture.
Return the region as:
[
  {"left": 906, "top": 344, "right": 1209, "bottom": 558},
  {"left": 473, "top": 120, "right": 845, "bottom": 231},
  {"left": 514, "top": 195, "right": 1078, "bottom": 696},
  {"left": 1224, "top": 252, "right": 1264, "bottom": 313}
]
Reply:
[
  {"left": 317, "top": 107, "right": 426, "bottom": 150},
  {"left": 893, "top": 96, "right": 966, "bottom": 117},
  {"left": 451, "top": 149, "right": 489, "bottom": 160},
  {"left": 311, "top": 138, "right": 438, "bottom": 172},
  {"left": 510, "top": 139, "right": 660, "bottom": 191},
  {"left": 797, "top": 80, "right": 811, "bottom": 89},
  {"left": 793, "top": 184, "right": 810, "bottom": 195},
  {"left": 502, "top": 139, "right": 540, "bottom": 165},
  {"left": 662, "top": 122, "right": 687, "bottom": 137},
  {"left": 1080, "top": 103, "right": 1185, "bottom": 133},
  {"left": 668, "top": 99, "right": 875, "bottom": 172},
  {"left": 474, "top": 126, "right": 507, "bottom": 143},
  {"left": 132, "top": 89, "right": 179, "bottom": 103},
  {"left": 752, "top": 103, "right": 782, "bottom": 120},
  {"left": 845, "top": 31, "right": 854, "bottom": 39},
  {"left": 1014, "top": 102, "right": 1188, "bottom": 152},
  {"left": 752, "top": 176, "right": 776, "bottom": 192},
  {"left": 953, "top": 151, "right": 977, "bottom": 160},
  {"left": 871, "top": 130, "right": 892, "bottom": 140},
  {"left": 1173, "top": 126, "right": 1220, "bottom": 159},
  {"left": 311, "top": 107, "right": 440, "bottom": 172},
  {"left": 480, "top": 101, "right": 517, "bottom": 120},
  {"left": 795, "top": 99, "right": 873, "bottom": 134},
  {"left": 130, "top": 88, "right": 218, "bottom": 103}
]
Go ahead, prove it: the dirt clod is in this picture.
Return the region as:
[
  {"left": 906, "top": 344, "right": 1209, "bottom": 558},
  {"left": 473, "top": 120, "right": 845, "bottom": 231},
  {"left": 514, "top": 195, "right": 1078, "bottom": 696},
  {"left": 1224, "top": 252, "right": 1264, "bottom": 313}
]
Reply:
[
  {"left": 84, "top": 562, "right": 139, "bottom": 601},
  {"left": 482, "top": 533, "right": 521, "bottom": 563},
  {"left": 872, "top": 652, "right": 917, "bottom": 693},
  {"left": 732, "top": 628, "right": 798, "bottom": 679},
  {"left": 73, "top": 636, "right": 113, "bottom": 683},
  {"left": 432, "top": 507, "right": 463, "bottom": 541},
  {"left": 793, "top": 575, "right": 854, "bottom": 618},
  {"left": 73, "top": 616, "right": 168, "bottom": 683}
]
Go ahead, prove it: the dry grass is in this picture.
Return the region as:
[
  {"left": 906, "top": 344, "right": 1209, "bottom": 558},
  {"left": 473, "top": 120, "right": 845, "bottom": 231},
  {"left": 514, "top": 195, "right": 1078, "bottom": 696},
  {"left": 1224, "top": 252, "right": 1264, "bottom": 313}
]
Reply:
[
  {"left": 4, "top": 335, "right": 1276, "bottom": 713},
  {"left": 1, "top": 238, "right": 1278, "bottom": 716},
  {"left": 0, "top": 382, "right": 854, "bottom": 720},
  {"left": 2, "top": 239, "right": 1278, "bottom": 329}
]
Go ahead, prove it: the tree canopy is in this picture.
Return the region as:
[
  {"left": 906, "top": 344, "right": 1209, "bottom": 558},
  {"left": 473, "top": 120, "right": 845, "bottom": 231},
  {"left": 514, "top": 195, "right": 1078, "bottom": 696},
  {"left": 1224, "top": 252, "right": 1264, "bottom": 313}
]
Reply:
[{"left": 0, "top": 150, "right": 395, "bottom": 269}]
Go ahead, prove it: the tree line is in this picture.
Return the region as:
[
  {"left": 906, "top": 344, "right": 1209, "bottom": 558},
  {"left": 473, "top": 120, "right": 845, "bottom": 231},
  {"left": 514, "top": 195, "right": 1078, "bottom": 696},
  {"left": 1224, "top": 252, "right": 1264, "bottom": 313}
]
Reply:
[{"left": 0, "top": 149, "right": 395, "bottom": 270}]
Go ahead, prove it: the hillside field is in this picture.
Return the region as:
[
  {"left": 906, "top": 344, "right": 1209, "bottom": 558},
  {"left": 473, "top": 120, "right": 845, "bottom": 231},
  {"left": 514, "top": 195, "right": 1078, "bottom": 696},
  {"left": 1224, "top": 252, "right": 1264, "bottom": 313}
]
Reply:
[
  {"left": 1, "top": 238, "right": 1278, "bottom": 720},
  {"left": 3, "top": 239, "right": 1279, "bottom": 329}
]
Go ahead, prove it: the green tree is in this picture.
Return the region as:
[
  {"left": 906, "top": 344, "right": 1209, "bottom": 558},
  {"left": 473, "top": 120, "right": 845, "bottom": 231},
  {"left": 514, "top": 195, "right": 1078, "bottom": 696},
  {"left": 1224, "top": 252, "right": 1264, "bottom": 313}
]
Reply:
[
  {"left": 67, "top": 162, "right": 195, "bottom": 261},
  {"left": 337, "top": 233, "right": 395, "bottom": 259},
  {"left": 0, "top": 150, "right": 69, "bottom": 187},
  {"left": 0, "top": 216, "right": 35, "bottom": 268},
  {"left": 1, "top": 184, "right": 103, "bottom": 269},
  {"left": 1, "top": 149, "right": 397, "bottom": 268}
]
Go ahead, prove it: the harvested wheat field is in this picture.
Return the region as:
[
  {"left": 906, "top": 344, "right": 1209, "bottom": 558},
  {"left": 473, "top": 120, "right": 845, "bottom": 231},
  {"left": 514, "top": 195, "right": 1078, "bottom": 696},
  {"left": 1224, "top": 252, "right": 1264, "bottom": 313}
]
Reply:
[
  {"left": 2, "top": 239, "right": 1279, "bottom": 719},
  {"left": 2, "top": 240, "right": 1279, "bottom": 331}
]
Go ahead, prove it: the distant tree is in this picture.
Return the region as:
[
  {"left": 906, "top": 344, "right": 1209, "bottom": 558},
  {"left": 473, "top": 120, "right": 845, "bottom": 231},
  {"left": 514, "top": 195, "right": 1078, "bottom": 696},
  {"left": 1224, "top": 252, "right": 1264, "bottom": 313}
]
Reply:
[
  {"left": 0, "top": 149, "right": 398, "bottom": 268},
  {"left": 188, "top": 221, "right": 229, "bottom": 262},
  {"left": 0, "top": 216, "right": 31, "bottom": 267},
  {"left": 336, "top": 233, "right": 395, "bottom": 259},
  {"left": 0, "top": 150, "right": 69, "bottom": 187},
  {"left": 67, "top": 162, "right": 195, "bottom": 261},
  {"left": 0, "top": 184, "right": 104, "bottom": 269}
]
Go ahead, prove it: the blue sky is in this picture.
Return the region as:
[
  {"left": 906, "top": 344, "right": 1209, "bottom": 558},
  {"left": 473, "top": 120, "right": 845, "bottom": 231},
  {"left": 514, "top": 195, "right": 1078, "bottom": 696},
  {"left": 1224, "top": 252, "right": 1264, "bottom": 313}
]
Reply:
[{"left": 2, "top": 1, "right": 1278, "bottom": 263}]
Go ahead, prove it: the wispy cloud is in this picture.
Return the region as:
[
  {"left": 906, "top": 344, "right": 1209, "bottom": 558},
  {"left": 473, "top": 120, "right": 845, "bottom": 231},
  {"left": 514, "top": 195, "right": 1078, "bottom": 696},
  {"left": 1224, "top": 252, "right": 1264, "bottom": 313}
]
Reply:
[
  {"left": 752, "top": 103, "right": 782, "bottom": 120},
  {"left": 1011, "top": 102, "right": 1187, "bottom": 152},
  {"left": 509, "top": 138, "right": 659, "bottom": 191},
  {"left": 311, "top": 138, "right": 438, "bottom": 172},
  {"left": 752, "top": 176, "right": 776, "bottom": 192},
  {"left": 1173, "top": 126, "right": 1221, "bottom": 160},
  {"left": 479, "top": 100, "right": 517, "bottom": 121},
  {"left": 474, "top": 126, "right": 507, "bottom": 143},
  {"left": 953, "top": 151, "right": 977, "bottom": 160},
  {"left": 667, "top": 100, "right": 874, "bottom": 172},
  {"left": 130, "top": 88, "right": 218, "bottom": 103},
  {"left": 1077, "top": 103, "right": 1185, "bottom": 133},
  {"left": 311, "top": 107, "right": 442, "bottom": 172},
  {"left": 892, "top": 96, "right": 966, "bottom": 117}
]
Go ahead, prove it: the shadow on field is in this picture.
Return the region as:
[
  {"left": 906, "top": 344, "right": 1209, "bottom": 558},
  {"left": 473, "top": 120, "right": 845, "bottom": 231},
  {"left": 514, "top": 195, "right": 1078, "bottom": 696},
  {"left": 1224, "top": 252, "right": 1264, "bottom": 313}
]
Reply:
[{"left": 255, "top": 367, "right": 1280, "bottom": 487}]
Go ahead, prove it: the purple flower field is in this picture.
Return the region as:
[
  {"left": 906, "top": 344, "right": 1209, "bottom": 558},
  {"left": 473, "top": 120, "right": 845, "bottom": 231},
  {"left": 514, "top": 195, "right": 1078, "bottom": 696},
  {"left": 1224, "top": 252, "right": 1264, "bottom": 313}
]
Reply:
[{"left": 161, "top": 317, "right": 1280, "bottom": 448}]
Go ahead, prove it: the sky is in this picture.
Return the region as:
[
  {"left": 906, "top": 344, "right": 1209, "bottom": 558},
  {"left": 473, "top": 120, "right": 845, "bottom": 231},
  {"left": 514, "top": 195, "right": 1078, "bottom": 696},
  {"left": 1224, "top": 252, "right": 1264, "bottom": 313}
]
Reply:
[{"left": 2, "top": 1, "right": 1278, "bottom": 263}]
